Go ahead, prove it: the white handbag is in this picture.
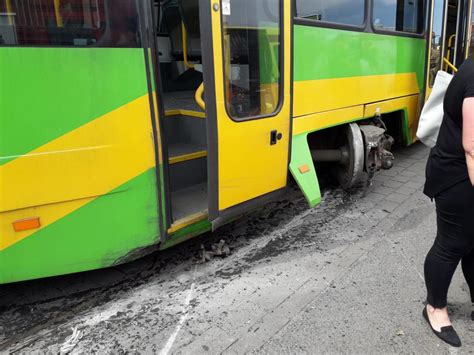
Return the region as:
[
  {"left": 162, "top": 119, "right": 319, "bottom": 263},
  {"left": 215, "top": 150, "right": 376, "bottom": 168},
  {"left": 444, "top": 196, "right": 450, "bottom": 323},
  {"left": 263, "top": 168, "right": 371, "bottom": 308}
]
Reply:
[{"left": 417, "top": 71, "right": 453, "bottom": 148}]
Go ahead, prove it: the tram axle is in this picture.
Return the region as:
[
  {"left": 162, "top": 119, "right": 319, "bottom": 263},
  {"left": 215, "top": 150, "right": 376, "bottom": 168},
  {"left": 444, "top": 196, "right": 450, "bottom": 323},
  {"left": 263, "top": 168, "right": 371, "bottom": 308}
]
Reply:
[{"left": 311, "top": 148, "right": 349, "bottom": 164}]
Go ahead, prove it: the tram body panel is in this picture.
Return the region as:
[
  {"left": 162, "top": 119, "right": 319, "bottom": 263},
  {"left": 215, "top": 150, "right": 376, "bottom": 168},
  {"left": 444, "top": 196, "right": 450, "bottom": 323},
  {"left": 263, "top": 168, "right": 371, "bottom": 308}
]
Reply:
[
  {"left": 292, "top": 26, "right": 426, "bottom": 135},
  {"left": 0, "top": 48, "right": 161, "bottom": 283},
  {"left": 289, "top": 21, "right": 427, "bottom": 207}
]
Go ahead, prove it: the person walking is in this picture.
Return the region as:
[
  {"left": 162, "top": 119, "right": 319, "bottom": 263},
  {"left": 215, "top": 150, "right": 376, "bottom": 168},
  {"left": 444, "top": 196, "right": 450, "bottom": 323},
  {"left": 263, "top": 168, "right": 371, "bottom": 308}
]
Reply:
[{"left": 423, "top": 56, "right": 474, "bottom": 347}]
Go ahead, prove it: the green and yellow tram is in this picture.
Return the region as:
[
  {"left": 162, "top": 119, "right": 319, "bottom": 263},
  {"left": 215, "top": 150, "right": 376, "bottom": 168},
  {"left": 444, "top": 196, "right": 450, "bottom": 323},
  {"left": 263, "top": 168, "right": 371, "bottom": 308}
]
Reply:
[{"left": 0, "top": 0, "right": 473, "bottom": 284}]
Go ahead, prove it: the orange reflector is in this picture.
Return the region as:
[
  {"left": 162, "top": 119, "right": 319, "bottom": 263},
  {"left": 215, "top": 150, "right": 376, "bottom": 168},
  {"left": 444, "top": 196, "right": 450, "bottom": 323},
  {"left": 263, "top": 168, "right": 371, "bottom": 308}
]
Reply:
[
  {"left": 13, "top": 217, "right": 41, "bottom": 232},
  {"left": 299, "top": 165, "right": 310, "bottom": 174}
]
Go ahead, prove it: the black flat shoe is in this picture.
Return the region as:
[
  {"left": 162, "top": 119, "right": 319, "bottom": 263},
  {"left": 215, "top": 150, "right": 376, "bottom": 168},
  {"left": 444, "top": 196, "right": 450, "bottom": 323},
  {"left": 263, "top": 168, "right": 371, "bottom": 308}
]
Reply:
[{"left": 423, "top": 307, "right": 462, "bottom": 347}]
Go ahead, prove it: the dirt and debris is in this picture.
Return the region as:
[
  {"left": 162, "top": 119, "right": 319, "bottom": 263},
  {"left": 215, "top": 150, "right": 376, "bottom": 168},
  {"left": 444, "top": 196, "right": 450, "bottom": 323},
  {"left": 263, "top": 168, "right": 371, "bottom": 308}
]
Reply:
[
  {"left": 0, "top": 172, "right": 355, "bottom": 353},
  {"left": 60, "top": 327, "right": 83, "bottom": 354},
  {"left": 199, "top": 240, "right": 231, "bottom": 263}
]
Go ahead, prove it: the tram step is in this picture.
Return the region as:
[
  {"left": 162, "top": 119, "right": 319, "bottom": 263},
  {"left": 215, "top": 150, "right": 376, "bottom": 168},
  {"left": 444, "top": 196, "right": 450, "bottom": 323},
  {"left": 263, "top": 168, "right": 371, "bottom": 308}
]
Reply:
[
  {"left": 171, "top": 183, "right": 208, "bottom": 221},
  {"left": 169, "top": 152, "right": 207, "bottom": 192},
  {"left": 163, "top": 91, "right": 204, "bottom": 114},
  {"left": 165, "top": 109, "right": 205, "bottom": 119},
  {"left": 168, "top": 143, "right": 207, "bottom": 164},
  {"left": 163, "top": 112, "right": 207, "bottom": 152}
]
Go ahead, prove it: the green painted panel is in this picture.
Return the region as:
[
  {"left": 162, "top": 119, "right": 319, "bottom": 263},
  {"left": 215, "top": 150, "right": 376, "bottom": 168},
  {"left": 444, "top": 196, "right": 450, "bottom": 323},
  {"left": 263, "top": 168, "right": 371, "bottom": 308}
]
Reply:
[
  {"left": 0, "top": 169, "right": 159, "bottom": 284},
  {"left": 0, "top": 47, "right": 148, "bottom": 165},
  {"left": 289, "top": 134, "right": 321, "bottom": 208},
  {"left": 402, "top": 108, "right": 413, "bottom": 145},
  {"left": 294, "top": 26, "right": 427, "bottom": 89}
]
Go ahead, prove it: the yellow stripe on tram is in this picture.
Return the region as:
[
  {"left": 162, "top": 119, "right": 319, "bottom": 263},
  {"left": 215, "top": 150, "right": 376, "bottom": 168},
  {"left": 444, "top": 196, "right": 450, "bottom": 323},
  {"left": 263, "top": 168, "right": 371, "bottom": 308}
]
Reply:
[
  {"left": 169, "top": 151, "right": 208, "bottom": 165},
  {"left": 293, "top": 73, "right": 420, "bottom": 118},
  {"left": 293, "top": 106, "right": 364, "bottom": 136},
  {"left": 165, "top": 109, "right": 206, "bottom": 119},
  {"left": 0, "top": 95, "right": 156, "bottom": 251}
]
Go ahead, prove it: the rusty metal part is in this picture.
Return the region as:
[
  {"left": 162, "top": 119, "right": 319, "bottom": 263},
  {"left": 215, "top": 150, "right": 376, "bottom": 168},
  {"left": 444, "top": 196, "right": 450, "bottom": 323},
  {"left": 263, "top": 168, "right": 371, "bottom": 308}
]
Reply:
[
  {"left": 199, "top": 240, "right": 231, "bottom": 262},
  {"left": 359, "top": 124, "right": 395, "bottom": 181}
]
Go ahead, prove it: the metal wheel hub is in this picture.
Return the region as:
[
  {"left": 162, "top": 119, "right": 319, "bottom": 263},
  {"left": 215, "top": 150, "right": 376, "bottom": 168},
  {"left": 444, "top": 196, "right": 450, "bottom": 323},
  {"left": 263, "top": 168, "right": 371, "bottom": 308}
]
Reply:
[{"left": 334, "top": 123, "right": 365, "bottom": 189}]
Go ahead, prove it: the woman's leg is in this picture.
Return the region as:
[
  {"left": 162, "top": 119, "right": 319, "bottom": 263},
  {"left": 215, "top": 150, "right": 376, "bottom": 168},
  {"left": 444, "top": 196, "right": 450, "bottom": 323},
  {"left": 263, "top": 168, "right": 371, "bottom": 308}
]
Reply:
[
  {"left": 424, "top": 180, "right": 474, "bottom": 328},
  {"left": 461, "top": 249, "right": 474, "bottom": 303},
  {"left": 463, "top": 251, "right": 474, "bottom": 320},
  {"left": 424, "top": 225, "right": 464, "bottom": 309},
  {"left": 461, "top": 182, "right": 474, "bottom": 304}
]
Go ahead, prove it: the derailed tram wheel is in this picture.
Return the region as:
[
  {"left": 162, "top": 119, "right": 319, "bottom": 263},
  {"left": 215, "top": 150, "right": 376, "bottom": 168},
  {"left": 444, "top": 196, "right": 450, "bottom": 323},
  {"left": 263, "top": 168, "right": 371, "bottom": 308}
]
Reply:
[{"left": 333, "top": 123, "right": 365, "bottom": 189}]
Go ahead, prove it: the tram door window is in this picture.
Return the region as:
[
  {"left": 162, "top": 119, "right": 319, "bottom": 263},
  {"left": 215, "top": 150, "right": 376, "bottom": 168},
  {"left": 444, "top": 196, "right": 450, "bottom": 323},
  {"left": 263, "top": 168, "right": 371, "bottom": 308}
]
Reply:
[
  {"left": 429, "top": 0, "right": 445, "bottom": 87},
  {"left": 441, "top": 0, "right": 471, "bottom": 71},
  {"left": 0, "top": 0, "right": 141, "bottom": 47},
  {"left": 221, "top": 0, "right": 282, "bottom": 119},
  {"left": 443, "top": 0, "right": 460, "bottom": 71},
  {"left": 469, "top": 4, "right": 474, "bottom": 57},
  {"left": 294, "top": 0, "right": 365, "bottom": 27},
  {"left": 372, "top": 0, "right": 425, "bottom": 34}
]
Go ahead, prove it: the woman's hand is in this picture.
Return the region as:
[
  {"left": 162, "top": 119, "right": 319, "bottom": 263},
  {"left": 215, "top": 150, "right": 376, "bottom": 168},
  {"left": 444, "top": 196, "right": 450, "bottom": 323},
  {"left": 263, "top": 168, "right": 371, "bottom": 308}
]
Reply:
[{"left": 463, "top": 97, "right": 474, "bottom": 186}]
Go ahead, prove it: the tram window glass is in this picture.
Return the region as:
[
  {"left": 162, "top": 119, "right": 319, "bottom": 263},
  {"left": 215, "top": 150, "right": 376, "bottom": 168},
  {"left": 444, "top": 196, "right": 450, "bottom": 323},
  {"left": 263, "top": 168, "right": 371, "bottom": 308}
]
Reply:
[
  {"left": 222, "top": 0, "right": 282, "bottom": 120},
  {"left": 295, "top": 0, "right": 365, "bottom": 26},
  {"left": 429, "top": 0, "right": 444, "bottom": 86},
  {"left": 372, "top": 0, "right": 425, "bottom": 34},
  {"left": 470, "top": 6, "right": 474, "bottom": 57},
  {"left": 0, "top": 0, "right": 140, "bottom": 47}
]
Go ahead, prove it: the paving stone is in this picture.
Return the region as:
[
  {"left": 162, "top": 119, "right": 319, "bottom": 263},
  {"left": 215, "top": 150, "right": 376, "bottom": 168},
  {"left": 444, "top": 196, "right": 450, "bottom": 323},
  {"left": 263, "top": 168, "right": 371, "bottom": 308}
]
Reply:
[
  {"left": 376, "top": 200, "right": 400, "bottom": 213},
  {"left": 404, "top": 180, "right": 425, "bottom": 190},
  {"left": 362, "top": 208, "right": 389, "bottom": 222},
  {"left": 372, "top": 185, "right": 395, "bottom": 196},
  {"left": 399, "top": 170, "right": 418, "bottom": 178},
  {"left": 215, "top": 300, "right": 268, "bottom": 333},
  {"left": 406, "top": 164, "right": 423, "bottom": 172},
  {"left": 368, "top": 180, "right": 384, "bottom": 190},
  {"left": 394, "top": 160, "right": 412, "bottom": 168},
  {"left": 372, "top": 174, "right": 386, "bottom": 183},
  {"left": 363, "top": 192, "right": 386, "bottom": 203},
  {"left": 354, "top": 200, "right": 376, "bottom": 213},
  {"left": 396, "top": 186, "right": 417, "bottom": 196},
  {"left": 179, "top": 325, "right": 238, "bottom": 353},
  {"left": 378, "top": 169, "right": 399, "bottom": 177},
  {"left": 410, "top": 175, "right": 426, "bottom": 183},
  {"left": 375, "top": 216, "right": 397, "bottom": 232},
  {"left": 390, "top": 174, "right": 412, "bottom": 183},
  {"left": 385, "top": 193, "right": 410, "bottom": 204},
  {"left": 382, "top": 179, "right": 403, "bottom": 189}
]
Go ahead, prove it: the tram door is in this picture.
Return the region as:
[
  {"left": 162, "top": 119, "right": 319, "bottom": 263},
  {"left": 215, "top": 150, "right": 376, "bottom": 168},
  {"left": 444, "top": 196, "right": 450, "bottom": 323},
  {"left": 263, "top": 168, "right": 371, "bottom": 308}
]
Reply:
[
  {"left": 426, "top": 0, "right": 472, "bottom": 98},
  {"left": 201, "top": 0, "right": 292, "bottom": 225}
]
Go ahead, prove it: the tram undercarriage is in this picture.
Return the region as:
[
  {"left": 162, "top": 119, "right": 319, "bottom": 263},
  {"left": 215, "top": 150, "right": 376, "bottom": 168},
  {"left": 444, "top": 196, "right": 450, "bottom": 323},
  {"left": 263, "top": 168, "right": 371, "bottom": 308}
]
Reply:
[{"left": 308, "top": 120, "right": 395, "bottom": 189}]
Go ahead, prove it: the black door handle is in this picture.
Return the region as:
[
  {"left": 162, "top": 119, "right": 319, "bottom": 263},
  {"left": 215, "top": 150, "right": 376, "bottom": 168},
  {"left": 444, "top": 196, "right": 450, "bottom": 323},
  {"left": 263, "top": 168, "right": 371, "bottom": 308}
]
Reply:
[{"left": 270, "top": 130, "right": 283, "bottom": 145}]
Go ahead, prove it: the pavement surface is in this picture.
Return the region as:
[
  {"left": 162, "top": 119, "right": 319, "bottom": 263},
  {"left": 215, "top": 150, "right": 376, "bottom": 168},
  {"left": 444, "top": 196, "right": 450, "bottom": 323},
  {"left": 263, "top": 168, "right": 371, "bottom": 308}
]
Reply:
[{"left": 1, "top": 142, "right": 474, "bottom": 354}]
